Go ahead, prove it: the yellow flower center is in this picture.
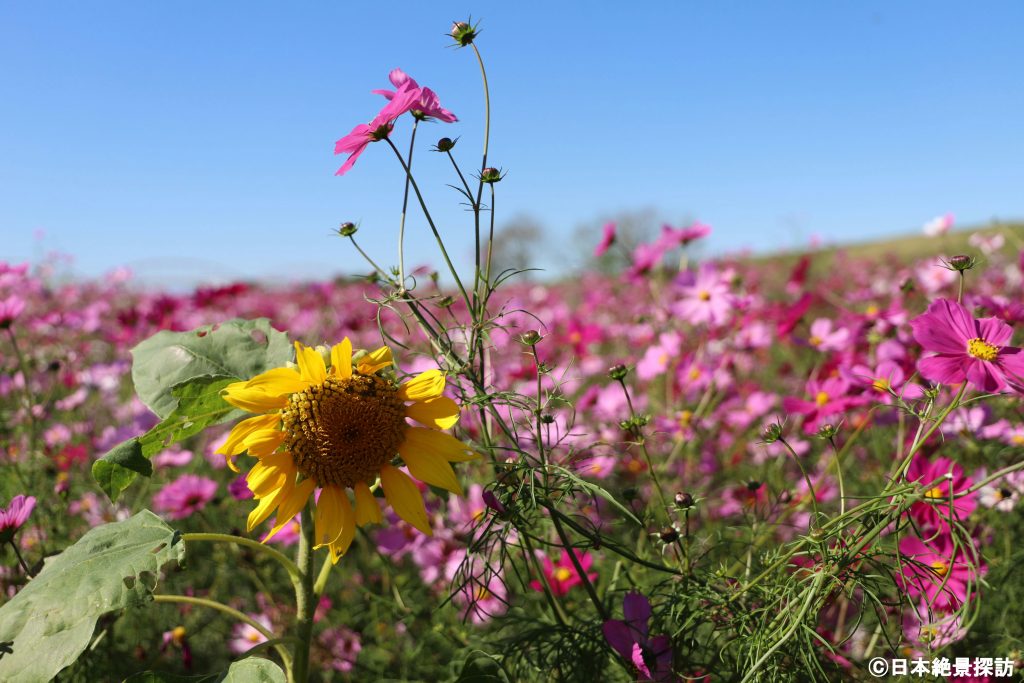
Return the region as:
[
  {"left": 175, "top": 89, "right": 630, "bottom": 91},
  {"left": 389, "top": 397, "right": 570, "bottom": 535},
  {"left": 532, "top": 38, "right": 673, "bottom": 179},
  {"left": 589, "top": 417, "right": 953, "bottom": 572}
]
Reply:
[
  {"left": 930, "top": 560, "right": 949, "bottom": 577},
  {"left": 554, "top": 567, "right": 573, "bottom": 582},
  {"left": 1012, "top": 434, "right": 1024, "bottom": 446},
  {"left": 925, "top": 486, "right": 944, "bottom": 499},
  {"left": 809, "top": 335, "right": 823, "bottom": 347},
  {"left": 865, "top": 304, "right": 879, "bottom": 317},
  {"left": 966, "top": 337, "right": 998, "bottom": 361},
  {"left": 872, "top": 377, "right": 890, "bottom": 392},
  {"left": 815, "top": 391, "right": 830, "bottom": 407},
  {"left": 171, "top": 626, "right": 187, "bottom": 645},
  {"left": 678, "top": 410, "right": 693, "bottom": 427},
  {"left": 698, "top": 290, "right": 711, "bottom": 302},
  {"left": 282, "top": 374, "right": 406, "bottom": 488}
]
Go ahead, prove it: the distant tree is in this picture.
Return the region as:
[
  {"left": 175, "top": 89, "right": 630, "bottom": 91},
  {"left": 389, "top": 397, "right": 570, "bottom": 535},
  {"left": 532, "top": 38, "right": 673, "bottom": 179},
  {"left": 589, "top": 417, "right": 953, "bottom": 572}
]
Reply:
[
  {"left": 572, "top": 208, "right": 669, "bottom": 274},
  {"left": 485, "top": 214, "right": 545, "bottom": 279}
]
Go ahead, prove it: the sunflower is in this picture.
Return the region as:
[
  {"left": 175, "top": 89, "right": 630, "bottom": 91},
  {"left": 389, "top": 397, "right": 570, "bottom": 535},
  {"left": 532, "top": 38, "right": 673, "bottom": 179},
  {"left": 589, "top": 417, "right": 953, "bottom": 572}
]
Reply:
[{"left": 217, "top": 339, "right": 474, "bottom": 562}]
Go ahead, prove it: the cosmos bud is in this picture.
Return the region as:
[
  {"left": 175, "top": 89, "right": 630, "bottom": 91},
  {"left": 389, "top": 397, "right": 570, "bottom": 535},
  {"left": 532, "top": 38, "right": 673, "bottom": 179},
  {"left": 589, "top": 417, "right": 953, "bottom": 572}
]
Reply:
[{"left": 337, "top": 222, "right": 358, "bottom": 237}]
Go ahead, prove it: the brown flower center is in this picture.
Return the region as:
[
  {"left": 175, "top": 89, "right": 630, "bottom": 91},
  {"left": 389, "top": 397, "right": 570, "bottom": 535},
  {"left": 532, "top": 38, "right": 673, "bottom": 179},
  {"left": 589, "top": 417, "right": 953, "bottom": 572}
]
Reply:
[{"left": 282, "top": 375, "right": 406, "bottom": 488}]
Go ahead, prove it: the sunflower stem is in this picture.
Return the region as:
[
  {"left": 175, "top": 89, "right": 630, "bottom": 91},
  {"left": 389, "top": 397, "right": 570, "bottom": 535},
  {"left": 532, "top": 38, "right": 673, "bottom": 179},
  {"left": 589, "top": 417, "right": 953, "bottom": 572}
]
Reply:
[
  {"left": 290, "top": 504, "right": 316, "bottom": 683},
  {"left": 182, "top": 533, "right": 301, "bottom": 590}
]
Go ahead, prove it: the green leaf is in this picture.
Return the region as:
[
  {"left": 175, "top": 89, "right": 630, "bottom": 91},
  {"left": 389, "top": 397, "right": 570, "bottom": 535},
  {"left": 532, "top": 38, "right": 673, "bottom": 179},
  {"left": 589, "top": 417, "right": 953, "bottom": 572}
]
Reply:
[
  {"left": 93, "top": 376, "right": 243, "bottom": 501},
  {"left": 123, "top": 659, "right": 286, "bottom": 683},
  {"left": 92, "top": 438, "right": 151, "bottom": 500},
  {"left": 131, "top": 319, "right": 291, "bottom": 419},
  {"left": 455, "top": 652, "right": 509, "bottom": 683},
  {"left": 0, "top": 511, "right": 185, "bottom": 683}
]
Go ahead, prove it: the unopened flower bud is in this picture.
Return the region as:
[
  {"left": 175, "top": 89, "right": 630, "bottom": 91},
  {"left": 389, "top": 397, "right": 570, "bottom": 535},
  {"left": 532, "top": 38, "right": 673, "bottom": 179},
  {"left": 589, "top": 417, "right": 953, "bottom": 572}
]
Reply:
[
  {"left": 437, "top": 296, "right": 454, "bottom": 308},
  {"left": 518, "top": 330, "right": 542, "bottom": 346},
  {"left": 945, "top": 254, "right": 976, "bottom": 272},
  {"left": 480, "top": 167, "right": 503, "bottom": 184},
  {"left": 435, "top": 137, "right": 456, "bottom": 152},
  {"left": 540, "top": 413, "right": 555, "bottom": 424},
  {"left": 608, "top": 364, "right": 628, "bottom": 381},
  {"left": 450, "top": 20, "right": 477, "bottom": 46},
  {"left": 817, "top": 423, "right": 839, "bottom": 439},
  {"left": 659, "top": 526, "right": 679, "bottom": 543},
  {"left": 761, "top": 422, "right": 783, "bottom": 443},
  {"left": 675, "top": 492, "right": 694, "bottom": 509},
  {"left": 337, "top": 222, "right": 358, "bottom": 237},
  {"left": 482, "top": 490, "right": 506, "bottom": 515}
]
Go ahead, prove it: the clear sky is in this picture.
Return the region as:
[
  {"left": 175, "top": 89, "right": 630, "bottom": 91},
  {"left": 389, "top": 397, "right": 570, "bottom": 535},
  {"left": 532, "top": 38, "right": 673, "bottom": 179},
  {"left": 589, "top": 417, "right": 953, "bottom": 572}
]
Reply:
[{"left": 2, "top": 2, "right": 1022, "bottom": 285}]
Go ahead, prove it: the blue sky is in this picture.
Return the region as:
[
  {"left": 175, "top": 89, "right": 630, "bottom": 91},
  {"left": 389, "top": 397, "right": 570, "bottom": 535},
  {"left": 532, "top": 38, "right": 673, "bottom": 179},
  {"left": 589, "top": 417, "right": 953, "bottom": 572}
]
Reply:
[{"left": 2, "top": 2, "right": 1022, "bottom": 285}]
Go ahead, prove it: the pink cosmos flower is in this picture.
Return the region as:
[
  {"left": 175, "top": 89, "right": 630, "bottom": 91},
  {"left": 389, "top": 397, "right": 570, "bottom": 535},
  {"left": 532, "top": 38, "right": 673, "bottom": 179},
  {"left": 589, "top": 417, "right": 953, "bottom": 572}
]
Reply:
[
  {"left": 626, "top": 242, "right": 668, "bottom": 280},
  {"left": 152, "top": 475, "right": 218, "bottom": 520},
  {"left": 160, "top": 626, "right": 193, "bottom": 670},
  {"left": 529, "top": 549, "right": 598, "bottom": 597},
  {"left": 671, "top": 264, "right": 732, "bottom": 326},
  {"left": 656, "top": 221, "right": 711, "bottom": 249},
  {"left": 319, "top": 626, "right": 363, "bottom": 673},
  {"left": 977, "top": 470, "right": 1024, "bottom": 512},
  {"left": 0, "top": 495, "right": 36, "bottom": 542},
  {"left": 782, "top": 376, "right": 860, "bottom": 434},
  {"left": 373, "top": 68, "right": 457, "bottom": 122},
  {"left": 843, "top": 359, "right": 924, "bottom": 404},
  {"left": 806, "top": 318, "right": 850, "bottom": 352},
  {"left": 334, "top": 83, "right": 422, "bottom": 176},
  {"left": 602, "top": 592, "right": 677, "bottom": 683},
  {"left": 457, "top": 575, "right": 508, "bottom": 624},
  {"left": 594, "top": 222, "right": 617, "bottom": 257},
  {"left": 0, "top": 295, "right": 25, "bottom": 328},
  {"left": 906, "top": 456, "right": 976, "bottom": 530},
  {"left": 636, "top": 332, "right": 681, "bottom": 380},
  {"left": 902, "top": 602, "right": 967, "bottom": 652},
  {"left": 910, "top": 298, "right": 1024, "bottom": 393},
  {"left": 898, "top": 533, "right": 981, "bottom": 610},
  {"left": 922, "top": 213, "right": 954, "bottom": 236},
  {"left": 228, "top": 613, "right": 272, "bottom": 655}
]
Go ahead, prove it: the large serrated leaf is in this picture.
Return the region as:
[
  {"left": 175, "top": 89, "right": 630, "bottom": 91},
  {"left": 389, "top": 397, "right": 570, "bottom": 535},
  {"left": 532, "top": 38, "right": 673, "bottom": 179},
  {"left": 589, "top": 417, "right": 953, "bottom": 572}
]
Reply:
[
  {"left": 0, "top": 510, "right": 186, "bottom": 682},
  {"left": 93, "top": 376, "right": 243, "bottom": 501},
  {"left": 131, "top": 319, "right": 290, "bottom": 419},
  {"left": 123, "top": 658, "right": 286, "bottom": 683}
]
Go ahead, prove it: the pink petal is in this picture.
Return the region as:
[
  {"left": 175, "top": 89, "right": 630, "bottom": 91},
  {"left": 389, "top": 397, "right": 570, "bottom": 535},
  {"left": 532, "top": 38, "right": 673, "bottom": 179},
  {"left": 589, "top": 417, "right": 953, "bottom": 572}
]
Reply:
[
  {"left": 977, "top": 316, "right": 1013, "bottom": 346},
  {"left": 965, "top": 358, "right": 1005, "bottom": 393},
  {"left": 918, "top": 353, "right": 967, "bottom": 385}
]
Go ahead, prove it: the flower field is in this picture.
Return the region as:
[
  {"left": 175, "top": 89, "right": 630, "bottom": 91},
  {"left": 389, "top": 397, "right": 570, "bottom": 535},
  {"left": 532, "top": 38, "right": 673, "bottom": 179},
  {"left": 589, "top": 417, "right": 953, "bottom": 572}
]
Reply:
[{"left": 3, "top": 20, "right": 1024, "bottom": 683}]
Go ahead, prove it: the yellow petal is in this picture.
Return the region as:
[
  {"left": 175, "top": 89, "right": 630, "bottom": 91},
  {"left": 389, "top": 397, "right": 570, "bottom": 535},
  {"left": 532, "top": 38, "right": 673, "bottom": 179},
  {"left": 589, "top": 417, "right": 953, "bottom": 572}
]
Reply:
[
  {"left": 217, "top": 414, "right": 280, "bottom": 456},
  {"left": 353, "top": 481, "right": 383, "bottom": 526},
  {"left": 295, "top": 341, "right": 327, "bottom": 384},
  {"left": 405, "top": 396, "right": 460, "bottom": 430},
  {"left": 222, "top": 384, "right": 287, "bottom": 413},
  {"left": 380, "top": 465, "right": 432, "bottom": 535},
  {"left": 327, "top": 493, "right": 356, "bottom": 561},
  {"left": 264, "top": 478, "right": 316, "bottom": 543},
  {"left": 246, "top": 451, "right": 293, "bottom": 498},
  {"left": 397, "top": 369, "right": 445, "bottom": 401},
  {"left": 330, "top": 338, "right": 353, "bottom": 380},
  {"left": 243, "top": 428, "right": 285, "bottom": 457},
  {"left": 401, "top": 427, "right": 478, "bottom": 462},
  {"left": 356, "top": 346, "right": 393, "bottom": 374},
  {"left": 401, "top": 448, "right": 463, "bottom": 496},
  {"left": 247, "top": 477, "right": 292, "bottom": 531},
  {"left": 314, "top": 485, "right": 345, "bottom": 548},
  {"left": 244, "top": 367, "right": 308, "bottom": 396}
]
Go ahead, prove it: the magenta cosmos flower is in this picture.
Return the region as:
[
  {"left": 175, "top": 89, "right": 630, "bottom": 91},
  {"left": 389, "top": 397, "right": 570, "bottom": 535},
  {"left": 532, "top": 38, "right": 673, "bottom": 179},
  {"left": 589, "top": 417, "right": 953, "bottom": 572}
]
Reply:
[
  {"left": 0, "top": 494, "right": 36, "bottom": 543},
  {"left": 152, "top": 475, "right": 218, "bottom": 521},
  {"left": 602, "top": 592, "right": 677, "bottom": 683},
  {"left": 333, "top": 83, "right": 422, "bottom": 176},
  {"left": 899, "top": 532, "right": 982, "bottom": 610},
  {"left": 373, "top": 68, "right": 457, "bottom": 123},
  {"left": 529, "top": 549, "right": 598, "bottom": 597},
  {"left": 911, "top": 298, "right": 1024, "bottom": 393},
  {"left": 906, "top": 455, "right": 976, "bottom": 531},
  {"left": 594, "top": 222, "right": 616, "bottom": 257}
]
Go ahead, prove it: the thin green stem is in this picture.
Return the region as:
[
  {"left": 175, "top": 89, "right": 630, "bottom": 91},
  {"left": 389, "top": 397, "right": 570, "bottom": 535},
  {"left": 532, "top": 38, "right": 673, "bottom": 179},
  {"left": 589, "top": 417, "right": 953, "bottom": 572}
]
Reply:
[
  {"left": 182, "top": 533, "right": 300, "bottom": 587},
  {"left": 397, "top": 120, "right": 419, "bottom": 290},
  {"left": 347, "top": 236, "right": 389, "bottom": 280}
]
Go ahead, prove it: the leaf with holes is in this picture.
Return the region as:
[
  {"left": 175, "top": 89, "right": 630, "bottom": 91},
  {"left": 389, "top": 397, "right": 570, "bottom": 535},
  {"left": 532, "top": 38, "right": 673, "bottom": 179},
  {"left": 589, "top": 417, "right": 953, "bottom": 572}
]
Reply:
[
  {"left": 131, "top": 318, "right": 291, "bottom": 419},
  {"left": 0, "top": 511, "right": 185, "bottom": 683}
]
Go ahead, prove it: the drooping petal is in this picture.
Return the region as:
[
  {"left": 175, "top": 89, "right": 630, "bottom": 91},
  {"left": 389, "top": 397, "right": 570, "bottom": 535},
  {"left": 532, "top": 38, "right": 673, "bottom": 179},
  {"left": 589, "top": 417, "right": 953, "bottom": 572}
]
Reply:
[
  {"left": 314, "top": 485, "right": 346, "bottom": 548},
  {"left": 918, "top": 354, "right": 968, "bottom": 386},
  {"left": 405, "top": 396, "right": 460, "bottom": 429},
  {"left": 330, "top": 338, "right": 353, "bottom": 380},
  {"left": 353, "top": 481, "right": 383, "bottom": 526},
  {"left": 398, "top": 369, "right": 445, "bottom": 401},
  {"left": 327, "top": 493, "right": 356, "bottom": 562},
  {"left": 380, "top": 465, "right": 432, "bottom": 535},
  {"left": 242, "top": 429, "right": 285, "bottom": 457},
  {"left": 222, "top": 383, "right": 288, "bottom": 413},
  {"left": 402, "top": 448, "right": 463, "bottom": 495},
  {"left": 247, "top": 477, "right": 293, "bottom": 531},
  {"left": 357, "top": 346, "right": 393, "bottom": 374},
  {"left": 244, "top": 367, "right": 308, "bottom": 396},
  {"left": 400, "top": 427, "right": 478, "bottom": 462},
  {"left": 217, "top": 414, "right": 280, "bottom": 456},
  {"left": 295, "top": 342, "right": 327, "bottom": 385},
  {"left": 263, "top": 478, "right": 316, "bottom": 543}
]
